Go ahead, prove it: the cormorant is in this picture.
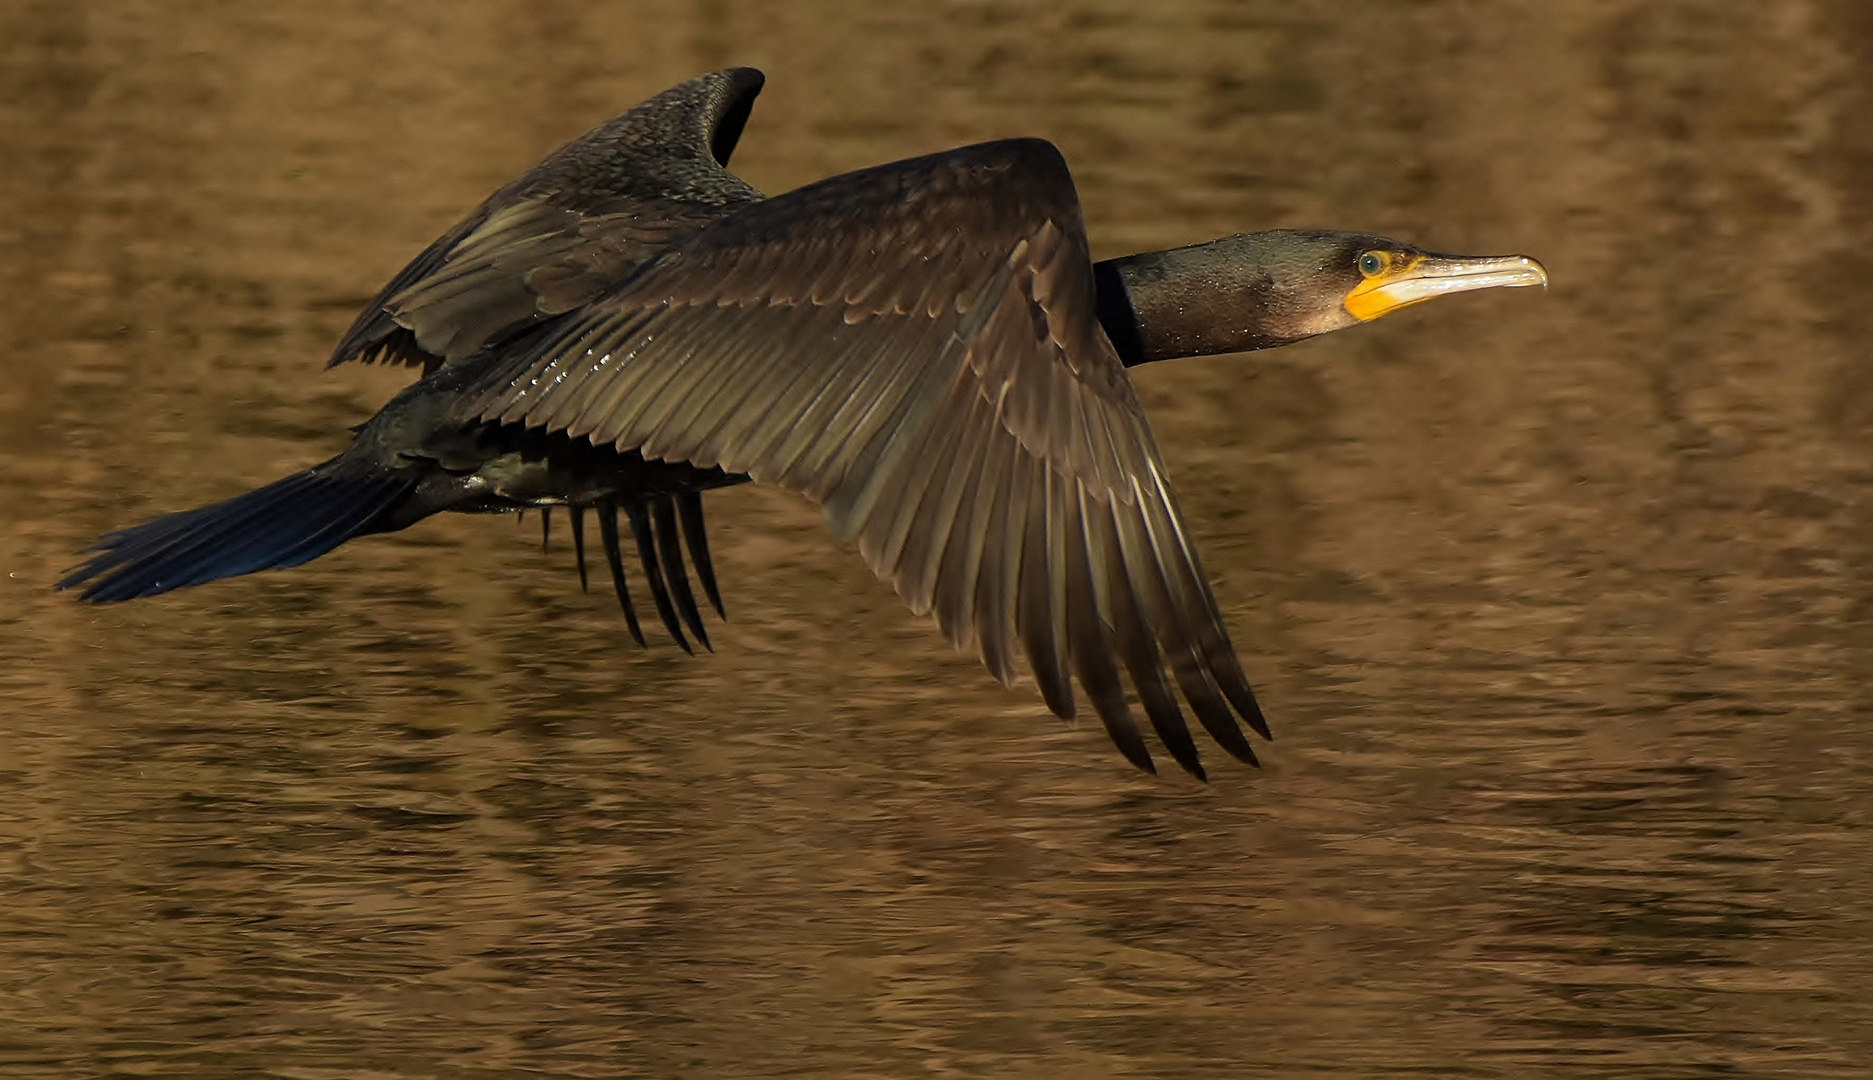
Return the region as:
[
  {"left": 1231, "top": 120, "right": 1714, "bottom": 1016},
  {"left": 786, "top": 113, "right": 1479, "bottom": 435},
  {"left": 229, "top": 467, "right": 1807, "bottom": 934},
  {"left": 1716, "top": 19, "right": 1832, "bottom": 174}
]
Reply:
[{"left": 61, "top": 68, "right": 1547, "bottom": 778}]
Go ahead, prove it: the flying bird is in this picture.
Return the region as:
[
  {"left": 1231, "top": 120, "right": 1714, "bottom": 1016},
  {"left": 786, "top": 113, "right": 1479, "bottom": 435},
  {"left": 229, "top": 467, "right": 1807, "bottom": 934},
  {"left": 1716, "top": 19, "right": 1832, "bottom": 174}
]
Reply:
[{"left": 62, "top": 68, "right": 1547, "bottom": 777}]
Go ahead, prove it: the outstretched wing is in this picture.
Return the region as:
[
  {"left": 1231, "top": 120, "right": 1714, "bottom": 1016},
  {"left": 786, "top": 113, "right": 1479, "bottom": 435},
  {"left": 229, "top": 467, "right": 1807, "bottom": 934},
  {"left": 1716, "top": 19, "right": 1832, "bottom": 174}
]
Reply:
[
  {"left": 331, "top": 67, "right": 767, "bottom": 370},
  {"left": 461, "top": 138, "right": 1267, "bottom": 777}
]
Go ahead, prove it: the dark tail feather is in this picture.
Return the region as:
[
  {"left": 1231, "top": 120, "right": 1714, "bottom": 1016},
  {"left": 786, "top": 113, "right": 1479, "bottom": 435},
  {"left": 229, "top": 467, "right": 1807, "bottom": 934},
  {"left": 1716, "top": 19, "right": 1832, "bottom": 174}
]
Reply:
[
  {"left": 675, "top": 491, "right": 724, "bottom": 618},
  {"left": 626, "top": 502, "right": 691, "bottom": 655},
  {"left": 569, "top": 506, "right": 590, "bottom": 593},
  {"left": 652, "top": 497, "right": 711, "bottom": 651},
  {"left": 598, "top": 502, "right": 647, "bottom": 647},
  {"left": 59, "top": 468, "right": 413, "bottom": 603}
]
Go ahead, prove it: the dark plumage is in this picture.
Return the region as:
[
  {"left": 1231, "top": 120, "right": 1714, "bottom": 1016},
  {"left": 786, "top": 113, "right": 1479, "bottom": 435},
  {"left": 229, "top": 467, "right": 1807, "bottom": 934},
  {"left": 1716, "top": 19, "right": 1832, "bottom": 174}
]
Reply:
[
  {"left": 62, "top": 68, "right": 1546, "bottom": 777},
  {"left": 331, "top": 67, "right": 767, "bottom": 373}
]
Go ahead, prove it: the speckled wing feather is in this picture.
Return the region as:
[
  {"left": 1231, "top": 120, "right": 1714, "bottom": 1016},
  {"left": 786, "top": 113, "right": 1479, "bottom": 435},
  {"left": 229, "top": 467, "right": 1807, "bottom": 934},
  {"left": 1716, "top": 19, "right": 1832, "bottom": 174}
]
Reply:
[
  {"left": 329, "top": 67, "right": 767, "bottom": 370},
  {"left": 460, "top": 138, "right": 1267, "bottom": 777}
]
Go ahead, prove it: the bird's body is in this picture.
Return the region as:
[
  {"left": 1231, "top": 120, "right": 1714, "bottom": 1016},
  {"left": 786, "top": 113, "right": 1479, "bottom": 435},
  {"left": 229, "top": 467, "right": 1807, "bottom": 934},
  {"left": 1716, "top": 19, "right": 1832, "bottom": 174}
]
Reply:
[{"left": 63, "top": 68, "right": 1547, "bottom": 777}]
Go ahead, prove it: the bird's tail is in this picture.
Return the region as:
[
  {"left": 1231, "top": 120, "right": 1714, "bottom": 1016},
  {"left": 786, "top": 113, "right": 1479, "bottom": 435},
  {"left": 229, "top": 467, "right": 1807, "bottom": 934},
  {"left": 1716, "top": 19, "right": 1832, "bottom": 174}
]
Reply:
[{"left": 59, "top": 464, "right": 415, "bottom": 603}]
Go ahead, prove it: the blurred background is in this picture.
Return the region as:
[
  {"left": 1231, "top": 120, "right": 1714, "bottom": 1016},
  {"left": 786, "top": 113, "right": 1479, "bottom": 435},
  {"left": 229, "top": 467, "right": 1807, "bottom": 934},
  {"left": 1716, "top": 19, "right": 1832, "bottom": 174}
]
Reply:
[{"left": 3, "top": 1, "right": 1871, "bottom": 1077}]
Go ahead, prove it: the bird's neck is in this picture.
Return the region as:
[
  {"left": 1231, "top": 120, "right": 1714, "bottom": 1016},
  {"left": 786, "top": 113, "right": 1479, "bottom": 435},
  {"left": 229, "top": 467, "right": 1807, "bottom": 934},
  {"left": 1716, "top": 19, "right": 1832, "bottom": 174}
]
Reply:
[{"left": 1093, "top": 235, "right": 1347, "bottom": 367}]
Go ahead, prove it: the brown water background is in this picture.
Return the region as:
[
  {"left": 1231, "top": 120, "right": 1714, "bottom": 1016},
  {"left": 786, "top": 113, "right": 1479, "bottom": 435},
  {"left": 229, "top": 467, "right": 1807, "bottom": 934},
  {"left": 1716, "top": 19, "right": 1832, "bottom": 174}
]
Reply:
[{"left": 4, "top": 2, "right": 1873, "bottom": 1077}]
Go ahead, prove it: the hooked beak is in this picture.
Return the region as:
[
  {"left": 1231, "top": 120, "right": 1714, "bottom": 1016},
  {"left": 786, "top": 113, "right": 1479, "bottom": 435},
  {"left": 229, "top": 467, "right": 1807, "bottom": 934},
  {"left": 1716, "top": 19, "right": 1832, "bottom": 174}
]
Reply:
[{"left": 1344, "top": 252, "right": 1549, "bottom": 323}]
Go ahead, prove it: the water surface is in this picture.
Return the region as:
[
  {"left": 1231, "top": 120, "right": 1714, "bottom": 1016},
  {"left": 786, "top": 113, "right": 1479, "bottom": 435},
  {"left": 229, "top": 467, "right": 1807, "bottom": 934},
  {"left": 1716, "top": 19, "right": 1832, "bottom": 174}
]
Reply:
[{"left": 2, "top": 2, "right": 1871, "bottom": 1076}]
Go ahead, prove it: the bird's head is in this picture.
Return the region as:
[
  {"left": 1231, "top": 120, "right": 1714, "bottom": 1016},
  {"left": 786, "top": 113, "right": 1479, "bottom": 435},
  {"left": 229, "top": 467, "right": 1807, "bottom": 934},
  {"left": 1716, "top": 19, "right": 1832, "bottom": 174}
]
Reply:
[
  {"left": 1095, "top": 230, "right": 1548, "bottom": 365},
  {"left": 1221, "top": 229, "right": 1550, "bottom": 342}
]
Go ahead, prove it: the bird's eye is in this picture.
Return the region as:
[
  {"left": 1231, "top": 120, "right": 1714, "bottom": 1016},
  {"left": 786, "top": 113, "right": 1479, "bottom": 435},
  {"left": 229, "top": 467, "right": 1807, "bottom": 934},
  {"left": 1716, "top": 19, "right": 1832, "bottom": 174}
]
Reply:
[{"left": 1358, "top": 251, "right": 1387, "bottom": 277}]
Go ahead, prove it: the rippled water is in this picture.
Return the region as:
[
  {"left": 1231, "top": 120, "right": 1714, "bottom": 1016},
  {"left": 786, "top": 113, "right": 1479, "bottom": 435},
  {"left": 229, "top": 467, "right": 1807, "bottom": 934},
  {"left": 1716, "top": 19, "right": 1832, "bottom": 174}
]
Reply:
[{"left": 3, "top": 2, "right": 1872, "bottom": 1077}]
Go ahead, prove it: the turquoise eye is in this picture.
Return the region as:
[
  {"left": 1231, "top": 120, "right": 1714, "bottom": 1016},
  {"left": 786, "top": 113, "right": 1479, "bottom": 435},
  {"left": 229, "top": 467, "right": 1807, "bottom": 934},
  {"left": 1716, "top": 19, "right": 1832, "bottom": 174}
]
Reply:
[{"left": 1358, "top": 252, "right": 1385, "bottom": 277}]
